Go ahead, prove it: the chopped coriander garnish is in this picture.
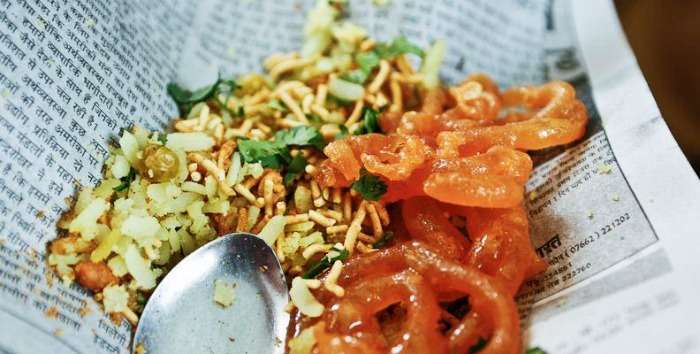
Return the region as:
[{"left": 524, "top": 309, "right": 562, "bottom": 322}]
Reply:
[
  {"left": 353, "top": 107, "right": 381, "bottom": 135},
  {"left": 468, "top": 337, "right": 488, "bottom": 353},
  {"left": 238, "top": 126, "right": 325, "bottom": 170},
  {"left": 156, "top": 133, "right": 167, "bottom": 145},
  {"left": 275, "top": 126, "right": 326, "bottom": 150},
  {"left": 236, "top": 105, "right": 245, "bottom": 117},
  {"left": 342, "top": 37, "right": 423, "bottom": 85},
  {"left": 305, "top": 113, "right": 323, "bottom": 125},
  {"left": 267, "top": 99, "right": 287, "bottom": 111},
  {"left": 351, "top": 169, "right": 387, "bottom": 201},
  {"left": 237, "top": 139, "right": 290, "bottom": 169},
  {"left": 335, "top": 125, "right": 350, "bottom": 140},
  {"left": 356, "top": 51, "right": 381, "bottom": 72},
  {"left": 284, "top": 155, "right": 307, "bottom": 187},
  {"left": 341, "top": 51, "right": 381, "bottom": 84},
  {"left": 302, "top": 246, "right": 349, "bottom": 279},
  {"left": 167, "top": 78, "right": 238, "bottom": 115},
  {"left": 341, "top": 68, "right": 369, "bottom": 84},
  {"left": 525, "top": 348, "right": 547, "bottom": 354},
  {"left": 372, "top": 231, "right": 394, "bottom": 248},
  {"left": 375, "top": 36, "right": 425, "bottom": 59},
  {"left": 113, "top": 168, "right": 136, "bottom": 192}
]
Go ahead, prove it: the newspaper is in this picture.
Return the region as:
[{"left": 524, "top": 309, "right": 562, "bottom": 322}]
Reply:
[{"left": 0, "top": 0, "right": 698, "bottom": 353}]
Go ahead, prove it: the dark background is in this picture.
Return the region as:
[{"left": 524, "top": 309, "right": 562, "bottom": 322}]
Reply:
[{"left": 614, "top": 1, "right": 700, "bottom": 174}]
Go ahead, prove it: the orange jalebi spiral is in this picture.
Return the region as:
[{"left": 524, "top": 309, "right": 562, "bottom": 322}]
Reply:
[
  {"left": 322, "top": 134, "right": 431, "bottom": 183},
  {"left": 311, "top": 241, "right": 521, "bottom": 354},
  {"left": 402, "top": 196, "right": 470, "bottom": 262},
  {"left": 435, "top": 81, "right": 588, "bottom": 155},
  {"left": 440, "top": 204, "right": 548, "bottom": 295},
  {"left": 317, "top": 269, "right": 445, "bottom": 354},
  {"left": 382, "top": 145, "right": 532, "bottom": 208},
  {"left": 301, "top": 74, "right": 589, "bottom": 354}
]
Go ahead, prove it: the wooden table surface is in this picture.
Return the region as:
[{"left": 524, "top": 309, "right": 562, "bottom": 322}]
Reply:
[{"left": 615, "top": 0, "right": 700, "bottom": 174}]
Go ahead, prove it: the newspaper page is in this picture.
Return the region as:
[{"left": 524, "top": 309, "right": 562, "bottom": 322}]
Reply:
[{"left": 0, "top": 0, "right": 698, "bottom": 353}]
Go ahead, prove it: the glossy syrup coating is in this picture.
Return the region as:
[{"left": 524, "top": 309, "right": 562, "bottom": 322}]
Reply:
[
  {"left": 309, "top": 242, "right": 521, "bottom": 354},
  {"left": 300, "top": 75, "right": 589, "bottom": 354}
]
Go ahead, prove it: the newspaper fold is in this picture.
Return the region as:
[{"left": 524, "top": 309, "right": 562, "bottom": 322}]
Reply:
[{"left": 0, "top": 0, "right": 698, "bottom": 353}]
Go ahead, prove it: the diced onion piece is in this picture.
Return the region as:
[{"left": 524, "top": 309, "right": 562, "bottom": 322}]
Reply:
[
  {"left": 93, "top": 179, "right": 121, "bottom": 199},
  {"left": 300, "top": 232, "right": 324, "bottom": 248},
  {"left": 91, "top": 229, "right": 121, "bottom": 262},
  {"left": 178, "top": 229, "right": 196, "bottom": 255},
  {"left": 119, "top": 131, "right": 139, "bottom": 163},
  {"left": 289, "top": 277, "right": 324, "bottom": 317},
  {"left": 294, "top": 186, "right": 312, "bottom": 213},
  {"left": 111, "top": 155, "right": 130, "bottom": 179},
  {"left": 328, "top": 77, "right": 364, "bottom": 101},
  {"left": 282, "top": 232, "right": 302, "bottom": 256},
  {"left": 103, "top": 285, "right": 129, "bottom": 313},
  {"left": 173, "top": 147, "right": 189, "bottom": 182},
  {"left": 203, "top": 199, "right": 230, "bottom": 214},
  {"left": 165, "top": 132, "right": 214, "bottom": 152},
  {"left": 121, "top": 215, "right": 160, "bottom": 241},
  {"left": 240, "top": 162, "right": 264, "bottom": 180},
  {"left": 182, "top": 181, "right": 207, "bottom": 195},
  {"left": 286, "top": 221, "right": 315, "bottom": 233},
  {"left": 213, "top": 279, "right": 236, "bottom": 308},
  {"left": 132, "top": 125, "right": 150, "bottom": 148},
  {"left": 170, "top": 192, "right": 202, "bottom": 214},
  {"left": 107, "top": 256, "right": 128, "bottom": 277},
  {"left": 302, "top": 0, "right": 337, "bottom": 58},
  {"left": 123, "top": 244, "right": 156, "bottom": 289},
  {"left": 74, "top": 188, "right": 95, "bottom": 215},
  {"left": 204, "top": 175, "right": 217, "bottom": 199},
  {"left": 420, "top": 39, "right": 446, "bottom": 89},
  {"left": 257, "top": 215, "right": 286, "bottom": 245},
  {"left": 225, "top": 152, "right": 242, "bottom": 186},
  {"left": 288, "top": 326, "right": 317, "bottom": 354},
  {"left": 331, "top": 21, "right": 367, "bottom": 47},
  {"left": 187, "top": 201, "right": 209, "bottom": 235},
  {"left": 247, "top": 206, "right": 261, "bottom": 230},
  {"left": 69, "top": 199, "right": 109, "bottom": 240}
]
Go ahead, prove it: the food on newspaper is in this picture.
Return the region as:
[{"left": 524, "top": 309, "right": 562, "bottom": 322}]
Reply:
[{"left": 47, "top": 1, "right": 587, "bottom": 353}]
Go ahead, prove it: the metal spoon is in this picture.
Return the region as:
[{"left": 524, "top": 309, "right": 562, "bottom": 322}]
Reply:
[{"left": 133, "top": 233, "right": 289, "bottom": 354}]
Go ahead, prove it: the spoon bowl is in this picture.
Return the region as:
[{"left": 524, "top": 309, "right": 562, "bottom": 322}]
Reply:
[{"left": 133, "top": 233, "right": 288, "bottom": 354}]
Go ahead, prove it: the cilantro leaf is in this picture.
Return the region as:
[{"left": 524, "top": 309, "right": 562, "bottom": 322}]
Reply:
[
  {"left": 236, "top": 105, "right": 245, "bottom": 117},
  {"left": 341, "top": 36, "right": 423, "bottom": 86},
  {"left": 284, "top": 155, "right": 307, "bottom": 187},
  {"left": 157, "top": 133, "right": 167, "bottom": 145},
  {"left": 302, "top": 246, "right": 349, "bottom": 279},
  {"left": 167, "top": 78, "right": 239, "bottom": 115},
  {"left": 353, "top": 107, "right": 381, "bottom": 135},
  {"left": 237, "top": 139, "right": 290, "bottom": 169},
  {"left": 341, "top": 51, "right": 381, "bottom": 84},
  {"left": 351, "top": 169, "right": 387, "bottom": 201},
  {"left": 341, "top": 69, "right": 370, "bottom": 84},
  {"left": 372, "top": 231, "right": 394, "bottom": 248},
  {"left": 356, "top": 51, "right": 381, "bottom": 72},
  {"left": 375, "top": 36, "right": 425, "bottom": 59},
  {"left": 238, "top": 127, "right": 324, "bottom": 170},
  {"left": 335, "top": 125, "right": 349, "bottom": 140},
  {"left": 275, "top": 126, "right": 326, "bottom": 150},
  {"left": 113, "top": 168, "right": 136, "bottom": 192},
  {"left": 267, "top": 99, "right": 287, "bottom": 111},
  {"left": 215, "top": 79, "right": 238, "bottom": 98},
  {"left": 524, "top": 348, "right": 547, "bottom": 354},
  {"left": 167, "top": 82, "right": 216, "bottom": 104}
]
